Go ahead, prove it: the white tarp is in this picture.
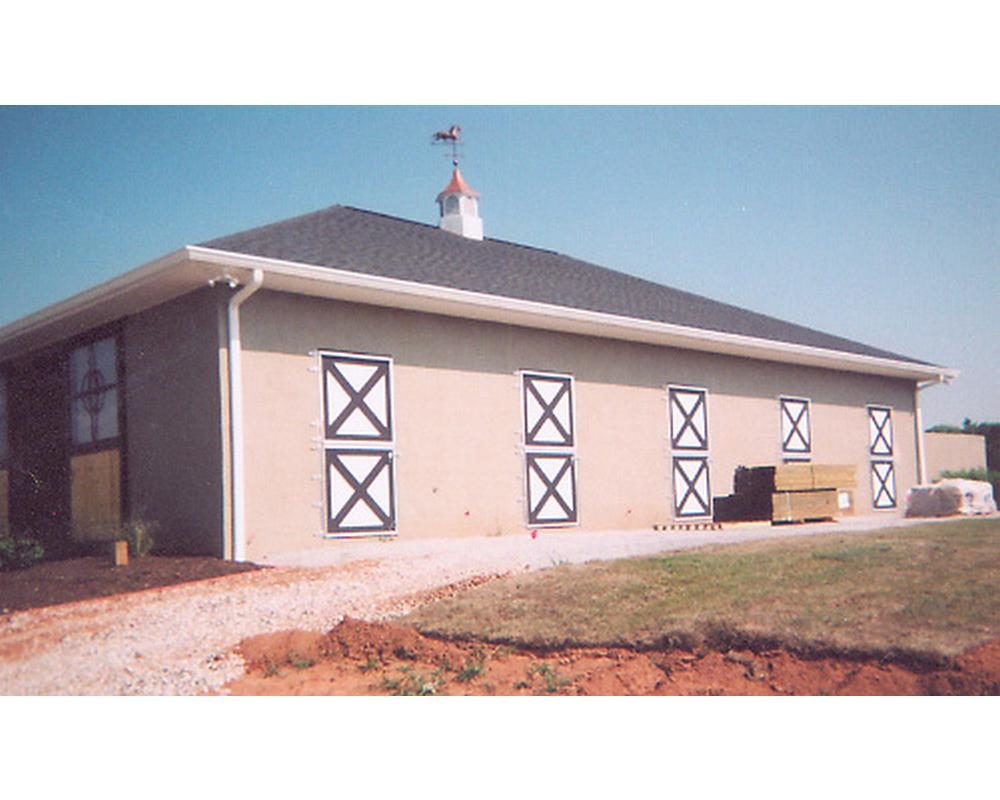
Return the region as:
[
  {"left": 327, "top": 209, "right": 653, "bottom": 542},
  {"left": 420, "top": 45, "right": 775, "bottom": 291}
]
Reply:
[{"left": 905, "top": 479, "right": 997, "bottom": 517}]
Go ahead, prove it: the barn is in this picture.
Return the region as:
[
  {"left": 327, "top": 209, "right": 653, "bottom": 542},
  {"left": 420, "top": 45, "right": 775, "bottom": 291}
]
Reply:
[{"left": 0, "top": 167, "right": 956, "bottom": 561}]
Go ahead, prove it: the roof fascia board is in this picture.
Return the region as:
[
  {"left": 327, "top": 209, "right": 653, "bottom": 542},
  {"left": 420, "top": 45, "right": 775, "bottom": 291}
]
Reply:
[
  {"left": 187, "top": 246, "right": 957, "bottom": 383},
  {"left": 0, "top": 249, "right": 210, "bottom": 362}
]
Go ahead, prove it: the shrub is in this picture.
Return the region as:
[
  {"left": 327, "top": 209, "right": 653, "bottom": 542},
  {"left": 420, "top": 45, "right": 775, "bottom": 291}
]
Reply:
[
  {"left": 119, "top": 518, "right": 159, "bottom": 558},
  {"left": 0, "top": 534, "right": 46, "bottom": 571},
  {"left": 939, "top": 469, "right": 1000, "bottom": 503}
]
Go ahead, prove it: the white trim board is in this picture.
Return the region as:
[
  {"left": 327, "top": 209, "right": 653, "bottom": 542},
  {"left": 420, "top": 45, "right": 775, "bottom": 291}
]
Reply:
[{"left": 0, "top": 245, "right": 958, "bottom": 384}]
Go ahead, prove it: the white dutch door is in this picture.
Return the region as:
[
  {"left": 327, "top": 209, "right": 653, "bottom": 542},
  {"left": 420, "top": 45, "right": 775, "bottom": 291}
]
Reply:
[
  {"left": 867, "top": 405, "right": 896, "bottom": 509},
  {"left": 522, "top": 371, "right": 577, "bottom": 525},
  {"left": 322, "top": 353, "right": 396, "bottom": 533},
  {"left": 669, "top": 386, "right": 712, "bottom": 518}
]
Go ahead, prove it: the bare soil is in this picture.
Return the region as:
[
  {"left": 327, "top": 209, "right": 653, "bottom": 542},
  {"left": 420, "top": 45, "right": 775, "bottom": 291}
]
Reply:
[
  {"left": 0, "top": 556, "right": 261, "bottom": 614},
  {"left": 225, "top": 617, "right": 1000, "bottom": 696}
]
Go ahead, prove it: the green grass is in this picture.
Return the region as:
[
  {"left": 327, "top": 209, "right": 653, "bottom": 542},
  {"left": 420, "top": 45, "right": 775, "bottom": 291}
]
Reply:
[{"left": 407, "top": 518, "right": 1000, "bottom": 663}]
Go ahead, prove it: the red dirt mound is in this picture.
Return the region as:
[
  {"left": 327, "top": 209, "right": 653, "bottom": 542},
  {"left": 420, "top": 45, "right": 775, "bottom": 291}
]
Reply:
[{"left": 224, "top": 618, "right": 1000, "bottom": 696}]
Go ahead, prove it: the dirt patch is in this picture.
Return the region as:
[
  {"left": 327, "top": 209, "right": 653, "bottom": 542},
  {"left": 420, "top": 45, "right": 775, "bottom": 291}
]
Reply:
[
  {"left": 223, "top": 618, "right": 1000, "bottom": 696},
  {"left": 0, "top": 556, "right": 262, "bottom": 614}
]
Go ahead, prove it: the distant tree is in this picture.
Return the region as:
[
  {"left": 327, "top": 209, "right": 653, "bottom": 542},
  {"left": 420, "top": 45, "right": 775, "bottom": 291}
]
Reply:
[{"left": 927, "top": 424, "right": 963, "bottom": 433}]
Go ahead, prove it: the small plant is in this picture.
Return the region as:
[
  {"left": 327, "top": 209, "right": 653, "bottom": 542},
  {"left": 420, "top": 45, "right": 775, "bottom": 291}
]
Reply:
[
  {"left": 119, "top": 518, "right": 159, "bottom": 558},
  {"left": 262, "top": 657, "right": 281, "bottom": 678},
  {"left": 288, "top": 652, "right": 315, "bottom": 670},
  {"left": 529, "top": 662, "right": 570, "bottom": 694},
  {"left": 455, "top": 658, "right": 485, "bottom": 683},
  {"left": 382, "top": 666, "right": 443, "bottom": 696},
  {"left": 0, "top": 533, "right": 45, "bottom": 571},
  {"left": 359, "top": 656, "right": 382, "bottom": 673},
  {"left": 392, "top": 645, "right": 417, "bottom": 661}
]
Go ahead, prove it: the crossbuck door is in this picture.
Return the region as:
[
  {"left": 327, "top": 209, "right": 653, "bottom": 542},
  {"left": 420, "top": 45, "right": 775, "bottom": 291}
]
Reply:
[
  {"left": 322, "top": 353, "right": 396, "bottom": 534},
  {"left": 867, "top": 406, "right": 896, "bottom": 509},
  {"left": 780, "top": 396, "right": 811, "bottom": 457},
  {"left": 669, "top": 385, "right": 711, "bottom": 518},
  {"left": 522, "top": 371, "right": 577, "bottom": 526}
]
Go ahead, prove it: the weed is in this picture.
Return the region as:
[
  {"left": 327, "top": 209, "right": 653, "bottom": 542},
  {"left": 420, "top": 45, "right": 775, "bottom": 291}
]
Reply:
[
  {"left": 262, "top": 657, "right": 280, "bottom": 678},
  {"left": 513, "top": 680, "right": 530, "bottom": 690},
  {"left": 0, "top": 534, "right": 45, "bottom": 571},
  {"left": 288, "top": 652, "right": 315, "bottom": 670},
  {"left": 382, "top": 666, "right": 443, "bottom": 696},
  {"left": 359, "top": 656, "right": 382, "bottom": 673},
  {"left": 455, "top": 658, "right": 485, "bottom": 683},
  {"left": 117, "top": 518, "right": 159, "bottom": 558},
  {"left": 393, "top": 645, "right": 417, "bottom": 661},
  {"left": 529, "top": 662, "right": 570, "bottom": 694}
]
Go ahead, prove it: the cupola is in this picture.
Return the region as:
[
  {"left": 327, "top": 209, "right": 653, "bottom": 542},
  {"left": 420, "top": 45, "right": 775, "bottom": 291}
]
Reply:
[{"left": 436, "top": 165, "right": 483, "bottom": 240}]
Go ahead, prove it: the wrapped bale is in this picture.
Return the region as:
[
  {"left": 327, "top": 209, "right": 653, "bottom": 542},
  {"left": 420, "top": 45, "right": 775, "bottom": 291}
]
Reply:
[{"left": 905, "top": 479, "right": 997, "bottom": 517}]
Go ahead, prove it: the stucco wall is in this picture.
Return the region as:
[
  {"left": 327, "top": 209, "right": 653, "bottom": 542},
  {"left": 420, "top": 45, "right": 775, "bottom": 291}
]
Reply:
[
  {"left": 124, "top": 288, "right": 227, "bottom": 556},
  {"left": 924, "top": 432, "right": 987, "bottom": 480},
  {"left": 238, "top": 290, "right": 918, "bottom": 560}
]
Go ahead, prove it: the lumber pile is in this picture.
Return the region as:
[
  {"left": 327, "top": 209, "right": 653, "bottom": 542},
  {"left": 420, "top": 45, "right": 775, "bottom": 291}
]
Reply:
[{"left": 713, "top": 463, "right": 856, "bottom": 524}]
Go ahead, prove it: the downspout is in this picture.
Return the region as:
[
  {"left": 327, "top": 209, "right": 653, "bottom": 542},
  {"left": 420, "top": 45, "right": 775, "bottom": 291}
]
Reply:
[
  {"left": 225, "top": 269, "right": 264, "bottom": 561},
  {"left": 914, "top": 374, "right": 947, "bottom": 485}
]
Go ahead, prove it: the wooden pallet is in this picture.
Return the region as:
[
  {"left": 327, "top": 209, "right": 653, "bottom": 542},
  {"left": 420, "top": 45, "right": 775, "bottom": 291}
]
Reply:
[{"left": 654, "top": 522, "right": 723, "bottom": 532}]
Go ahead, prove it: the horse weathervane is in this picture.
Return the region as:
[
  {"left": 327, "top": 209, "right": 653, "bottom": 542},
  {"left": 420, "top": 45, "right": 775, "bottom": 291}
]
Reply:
[{"left": 431, "top": 124, "right": 464, "bottom": 165}]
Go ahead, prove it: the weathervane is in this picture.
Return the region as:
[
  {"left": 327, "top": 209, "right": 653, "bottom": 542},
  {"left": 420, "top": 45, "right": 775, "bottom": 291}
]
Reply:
[{"left": 431, "top": 124, "right": 464, "bottom": 166}]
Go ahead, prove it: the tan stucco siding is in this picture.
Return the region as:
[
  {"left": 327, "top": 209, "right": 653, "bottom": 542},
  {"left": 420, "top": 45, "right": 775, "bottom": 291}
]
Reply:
[
  {"left": 239, "top": 290, "right": 917, "bottom": 559},
  {"left": 124, "top": 288, "right": 227, "bottom": 556},
  {"left": 924, "top": 432, "right": 987, "bottom": 480}
]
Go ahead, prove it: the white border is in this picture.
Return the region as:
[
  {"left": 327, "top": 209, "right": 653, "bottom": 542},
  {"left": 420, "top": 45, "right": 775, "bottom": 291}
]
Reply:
[
  {"left": 317, "top": 349, "right": 399, "bottom": 539},
  {"left": 666, "top": 384, "right": 713, "bottom": 520},
  {"left": 779, "top": 394, "right": 812, "bottom": 457},
  {"left": 519, "top": 369, "right": 580, "bottom": 529}
]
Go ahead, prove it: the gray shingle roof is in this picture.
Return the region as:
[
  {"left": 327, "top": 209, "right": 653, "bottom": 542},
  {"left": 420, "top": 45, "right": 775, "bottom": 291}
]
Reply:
[{"left": 200, "top": 205, "right": 926, "bottom": 365}]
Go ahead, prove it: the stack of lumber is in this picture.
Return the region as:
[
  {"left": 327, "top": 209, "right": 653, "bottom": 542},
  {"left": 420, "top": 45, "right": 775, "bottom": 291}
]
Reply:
[
  {"left": 772, "top": 463, "right": 856, "bottom": 523},
  {"left": 713, "top": 463, "right": 856, "bottom": 524},
  {"left": 775, "top": 464, "right": 856, "bottom": 492}
]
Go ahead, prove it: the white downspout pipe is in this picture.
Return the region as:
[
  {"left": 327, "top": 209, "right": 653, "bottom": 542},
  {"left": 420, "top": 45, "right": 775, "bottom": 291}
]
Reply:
[
  {"left": 227, "top": 269, "right": 264, "bottom": 561},
  {"left": 914, "top": 374, "right": 948, "bottom": 485}
]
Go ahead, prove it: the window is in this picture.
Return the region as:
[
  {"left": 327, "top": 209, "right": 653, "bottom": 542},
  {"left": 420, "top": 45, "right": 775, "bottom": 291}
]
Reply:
[
  {"left": 521, "top": 371, "right": 577, "bottom": 525},
  {"left": 867, "top": 406, "right": 895, "bottom": 509},
  {"left": 668, "top": 385, "right": 711, "bottom": 518},
  {"left": 69, "top": 336, "right": 120, "bottom": 447},
  {"left": 321, "top": 352, "right": 396, "bottom": 534},
  {"left": 780, "top": 396, "right": 811, "bottom": 458}
]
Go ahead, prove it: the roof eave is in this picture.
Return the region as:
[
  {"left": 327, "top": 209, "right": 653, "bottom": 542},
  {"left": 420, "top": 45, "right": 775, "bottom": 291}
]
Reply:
[
  {"left": 187, "top": 246, "right": 958, "bottom": 383},
  {"left": 0, "top": 249, "right": 224, "bottom": 363},
  {"left": 0, "top": 244, "right": 957, "bottom": 384}
]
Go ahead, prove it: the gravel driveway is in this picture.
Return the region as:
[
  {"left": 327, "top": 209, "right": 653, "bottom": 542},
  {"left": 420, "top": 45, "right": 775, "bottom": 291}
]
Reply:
[{"left": 0, "top": 514, "right": 940, "bottom": 695}]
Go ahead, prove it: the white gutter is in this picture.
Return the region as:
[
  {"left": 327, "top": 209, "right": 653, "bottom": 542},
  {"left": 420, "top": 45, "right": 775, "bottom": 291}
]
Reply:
[
  {"left": 222, "top": 268, "right": 264, "bottom": 562},
  {"left": 913, "top": 374, "right": 951, "bottom": 485},
  {"left": 186, "top": 245, "right": 959, "bottom": 384}
]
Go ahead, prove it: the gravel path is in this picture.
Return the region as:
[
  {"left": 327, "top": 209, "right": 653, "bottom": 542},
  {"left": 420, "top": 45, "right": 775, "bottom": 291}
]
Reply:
[{"left": 0, "top": 514, "right": 947, "bottom": 695}]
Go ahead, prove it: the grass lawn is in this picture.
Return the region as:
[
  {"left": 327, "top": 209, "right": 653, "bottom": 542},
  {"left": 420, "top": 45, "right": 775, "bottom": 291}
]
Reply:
[{"left": 407, "top": 518, "right": 1000, "bottom": 664}]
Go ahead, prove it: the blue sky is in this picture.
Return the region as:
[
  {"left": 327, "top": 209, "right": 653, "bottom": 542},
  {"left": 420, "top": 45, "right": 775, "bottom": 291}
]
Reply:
[{"left": 0, "top": 106, "right": 996, "bottom": 426}]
